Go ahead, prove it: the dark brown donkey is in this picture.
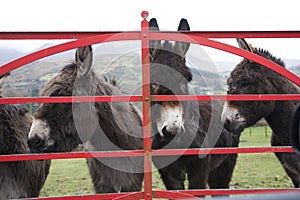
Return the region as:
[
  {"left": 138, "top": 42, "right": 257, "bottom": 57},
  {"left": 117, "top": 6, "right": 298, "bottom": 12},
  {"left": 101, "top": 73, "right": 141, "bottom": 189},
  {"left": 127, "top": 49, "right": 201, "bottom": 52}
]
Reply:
[
  {"left": 150, "top": 18, "right": 241, "bottom": 192},
  {"left": 0, "top": 72, "right": 50, "bottom": 198},
  {"left": 28, "top": 46, "right": 144, "bottom": 193},
  {"left": 222, "top": 38, "right": 300, "bottom": 187}
]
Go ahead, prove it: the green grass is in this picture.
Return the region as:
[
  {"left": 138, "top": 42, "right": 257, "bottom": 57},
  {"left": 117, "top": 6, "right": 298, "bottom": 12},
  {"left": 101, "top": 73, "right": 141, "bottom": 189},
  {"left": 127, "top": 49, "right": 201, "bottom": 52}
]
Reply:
[
  {"left": 40, "top": 159, "right": 94, "bottom": 196},
  {"left": 39, "top": 126, "right": 294, "bottom": 197},
  {"left": 231, "top": 126, "right": 294, "bottom": 189}
]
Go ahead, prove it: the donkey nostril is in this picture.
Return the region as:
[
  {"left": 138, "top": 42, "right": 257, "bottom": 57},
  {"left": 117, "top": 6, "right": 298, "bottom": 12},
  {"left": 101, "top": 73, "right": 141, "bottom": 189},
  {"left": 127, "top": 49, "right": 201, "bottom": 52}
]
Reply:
[
  {"left": 225, "top": 119, "right": 231, "bottom": 125},
  {"left": 235, "top": 113, "right": 240, "bottom": 119},
  {"left": 28, "top": 136, "right": 45, "bottom": 151}
]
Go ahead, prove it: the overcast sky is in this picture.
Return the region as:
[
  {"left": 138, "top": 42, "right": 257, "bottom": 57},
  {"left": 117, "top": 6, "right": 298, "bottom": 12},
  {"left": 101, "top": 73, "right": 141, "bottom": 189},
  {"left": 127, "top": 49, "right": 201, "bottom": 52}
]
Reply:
[{"left": 1, "top": 0, "right": 300, "bottom": 62}]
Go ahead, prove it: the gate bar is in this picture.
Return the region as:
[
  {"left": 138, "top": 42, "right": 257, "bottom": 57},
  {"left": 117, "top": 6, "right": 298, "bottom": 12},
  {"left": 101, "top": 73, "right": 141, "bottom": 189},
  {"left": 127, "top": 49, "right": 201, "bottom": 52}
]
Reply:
[
  {"left": 0, "top": 147, "right": 294, "bottom": 162},
  {"left": 1, "top": 31, "right": 300, "bottom": 40},
  {"left": 0, "top": 94, "right": 299, "bottom": 105},
  {"left": 141, "top": 11, "right": 152, "bottom": 200}
]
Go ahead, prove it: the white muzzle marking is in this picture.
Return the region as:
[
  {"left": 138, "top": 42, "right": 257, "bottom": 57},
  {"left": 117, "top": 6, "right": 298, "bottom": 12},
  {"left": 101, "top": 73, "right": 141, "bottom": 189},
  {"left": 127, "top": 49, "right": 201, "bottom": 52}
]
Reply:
[
  {"left": 28, "top": 118, "right": 54, "bottom": 147},
  {"left": 221, "top": 102, "right": 245, "bottom": 124},
  {"left": 157, "top": 106, "right": 184, "bottom": 137}
]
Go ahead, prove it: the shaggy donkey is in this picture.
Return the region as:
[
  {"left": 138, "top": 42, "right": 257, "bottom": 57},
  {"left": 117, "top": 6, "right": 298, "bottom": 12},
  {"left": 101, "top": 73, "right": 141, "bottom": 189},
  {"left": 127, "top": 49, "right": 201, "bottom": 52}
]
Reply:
[
  {"left": 222, "top": 38, "right": 300, "bottom": 187},
  {"left": 150, "top": 18, "right": 241, "bottom": 192},
  {"left": 28, "top": 46, "right": 144, "bottom": 193},
  {"left": 0, "top": 72, "right": 50, "bottom": 198}
]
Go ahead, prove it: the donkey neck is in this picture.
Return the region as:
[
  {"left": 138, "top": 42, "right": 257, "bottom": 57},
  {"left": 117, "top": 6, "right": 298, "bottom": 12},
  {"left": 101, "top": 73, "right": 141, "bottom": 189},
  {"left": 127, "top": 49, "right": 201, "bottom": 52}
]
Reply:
[
  {"left": 265, "top": 99, "right": 298, "bottom": 145},
  {"left": 264, "top": 73, "right": 299, "bottom": 145}
]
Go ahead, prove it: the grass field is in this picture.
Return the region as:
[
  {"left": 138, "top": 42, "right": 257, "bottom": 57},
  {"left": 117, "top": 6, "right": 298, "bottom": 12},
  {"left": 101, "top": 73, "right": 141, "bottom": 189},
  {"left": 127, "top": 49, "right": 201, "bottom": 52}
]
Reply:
[{"left": 39, "top": 126, "right": 294, "bottom": 197}]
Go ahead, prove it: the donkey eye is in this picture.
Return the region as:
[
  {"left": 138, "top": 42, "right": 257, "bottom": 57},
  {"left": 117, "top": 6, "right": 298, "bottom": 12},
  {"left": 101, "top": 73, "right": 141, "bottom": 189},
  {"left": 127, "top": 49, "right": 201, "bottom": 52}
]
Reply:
[
  {"left": 151, "top": 83, "right": 158, "bottom": 90},
  {"left": 241, "top": 81, "right": 250, "bottom": 88}
]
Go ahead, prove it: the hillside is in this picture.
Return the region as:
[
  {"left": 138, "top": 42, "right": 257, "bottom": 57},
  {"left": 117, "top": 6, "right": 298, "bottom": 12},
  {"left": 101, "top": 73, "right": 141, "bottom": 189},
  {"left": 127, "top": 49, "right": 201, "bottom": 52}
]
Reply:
[
  {"left": 1, "top": 52, "right": 226, "bottom": 97},
  {"left": 0, "top": 47, "right": 24, "bottom": 65},
  {"left": 0, "top": 45, "right": 299, "bottom": 98}
]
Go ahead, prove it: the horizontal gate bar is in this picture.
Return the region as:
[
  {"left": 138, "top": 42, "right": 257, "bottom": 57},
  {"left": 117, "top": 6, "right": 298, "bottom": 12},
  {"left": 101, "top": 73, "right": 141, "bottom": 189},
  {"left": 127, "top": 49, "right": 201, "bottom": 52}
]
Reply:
[
  {"left": 152, "top": 94, "right": 300, "bottom": 101},
  {"left": 1, "top": 31, "right": 300, "bottom": 40},
  {"left": 0, "top": 94, "right": 299, "bottom": 105},
  {"left": 152, "top": 146, "right": 294, "bottom": 156},
  {"left": 0, "top": 31, "right": 122, "bottom": 40},
  {"left": 27, "top": 193, "right": 127, "bottom": 200},
  {"left": 168, "top": 188, "right": 300, "bottom": 197},
  {"left": 25, "top": 189, "right": 300, "bottom": 200},
  {"left": 0, "top": 95, "right": 143, "bottom": 104},
  {"left": 0, "top": 147, "right": 294, "bottom": 162}
]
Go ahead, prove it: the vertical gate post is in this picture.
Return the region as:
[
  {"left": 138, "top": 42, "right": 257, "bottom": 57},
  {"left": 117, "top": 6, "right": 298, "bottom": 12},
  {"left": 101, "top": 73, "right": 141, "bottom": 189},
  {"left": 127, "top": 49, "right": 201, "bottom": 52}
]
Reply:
[{"left": 141, "top": 11, "right": 153, "bottom": 200}]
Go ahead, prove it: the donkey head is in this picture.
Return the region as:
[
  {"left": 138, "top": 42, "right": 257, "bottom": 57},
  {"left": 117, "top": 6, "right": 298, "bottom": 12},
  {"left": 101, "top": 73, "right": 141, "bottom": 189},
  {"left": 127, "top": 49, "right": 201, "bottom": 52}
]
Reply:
[
  {"left": 222, "top": 39, "right": 286, "bottom": 133},
  {"left": 150, "top": 18, "right": 192, "bottom": 139},
  {"left": 28, "top": 46, "right": 93, "bottom": 153}
]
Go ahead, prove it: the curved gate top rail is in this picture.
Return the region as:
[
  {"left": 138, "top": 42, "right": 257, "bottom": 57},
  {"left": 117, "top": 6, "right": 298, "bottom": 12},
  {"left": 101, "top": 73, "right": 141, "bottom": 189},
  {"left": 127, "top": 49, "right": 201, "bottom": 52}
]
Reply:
[
  {"left": 0, "top": 12, "right": 299, "bottom": 87},
  {"left": 0, "top": 11, "right": 300, "bottom": 199},
  {"left": 0, "top": 32, "right": 299, "bottom": 86}
]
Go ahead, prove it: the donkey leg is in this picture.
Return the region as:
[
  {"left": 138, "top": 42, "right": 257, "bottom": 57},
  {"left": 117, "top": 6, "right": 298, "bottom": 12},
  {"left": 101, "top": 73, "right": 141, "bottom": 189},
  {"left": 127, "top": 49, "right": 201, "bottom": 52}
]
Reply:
[
  {"left": 86, "top": 158, "right": 120, "bottom": 193},
  {"left": 159, "top": 166, "right": 185, "bottom": 190},
  {"left": 208, "top": 154, "right": 238, "bottom": 199},
  {"left": 208, "top": 154, "right": 238, "bottom": 189},
  {"left": 272, "top": 136, "right": 300, "bottom": 188},
  {"left": 274, "top": 152, "right": 300, "bottom": 188},
  {"left": 121, "top": 173, "right": 143, "bottom": 192},
  {"left": 186, "top": 158, "right": 209, "bottom": 199},
  {"left": 186, "top": 157, "right": 209, "bottom": 189},
  {"left": 94, "top": 185, "right": 116, "bottom": 193}
]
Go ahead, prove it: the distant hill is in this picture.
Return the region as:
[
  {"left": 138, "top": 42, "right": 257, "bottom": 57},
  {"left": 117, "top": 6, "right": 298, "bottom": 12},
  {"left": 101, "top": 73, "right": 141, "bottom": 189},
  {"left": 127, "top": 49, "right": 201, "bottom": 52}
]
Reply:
[
  {"left": 283, "top": 59, "right": 300, "bottom": 76},
  {"left": 0, "top": 45, "right": 299, "bottom": 98},
  {"left": 29, "top": 43, "right": 75, "bottom": 60},
  {"left": 0, "top": 47, "right": 24, "bottom": 65}
]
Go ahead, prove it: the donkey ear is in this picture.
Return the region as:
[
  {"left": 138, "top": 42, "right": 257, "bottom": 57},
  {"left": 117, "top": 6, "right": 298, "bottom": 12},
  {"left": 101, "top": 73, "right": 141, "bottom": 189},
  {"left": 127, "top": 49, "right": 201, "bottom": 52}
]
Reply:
[
  {"left": 75, "top": 45, "right": 93, "bottom": 77},
  {"left": 149, "top": 18, "right": 159, "bottom": 31},
  {"left": 0, "top": 72, "right": 10, "bottom": 80},
  {"left": 174, "top": 18, "right": 190, "bottom": 57},
  {"left": 236, "top": 38, "right": 255, "bottom": 53},
  {"left": 149, "top": 18, "right": 161, "bottom": 59},
  {"left": 0, "top": 72, "right": 10, "bottom": 90}
]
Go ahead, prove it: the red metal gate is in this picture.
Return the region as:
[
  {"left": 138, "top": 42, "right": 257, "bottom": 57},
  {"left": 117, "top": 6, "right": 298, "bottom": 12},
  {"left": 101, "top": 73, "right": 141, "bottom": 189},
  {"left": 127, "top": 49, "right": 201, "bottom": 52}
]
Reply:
[{"left": 0, "top": 11, "right": 300, "bottom": 199}]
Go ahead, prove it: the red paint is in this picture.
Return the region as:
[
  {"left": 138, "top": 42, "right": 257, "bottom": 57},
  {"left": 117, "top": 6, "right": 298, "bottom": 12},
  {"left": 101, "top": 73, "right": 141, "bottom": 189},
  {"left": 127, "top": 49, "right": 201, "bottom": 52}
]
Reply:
[
  {"left": 0, "top": 147, "right": 294, "bottom": 162},
  {"left": 0, "top": 10, "right": 299, "bottom": 199},
  {"left": 141, "top": 12, "right": 153, "bottom": 200},
  {"left": 0, "top": 94, "right": 299, "bottom": 105}
]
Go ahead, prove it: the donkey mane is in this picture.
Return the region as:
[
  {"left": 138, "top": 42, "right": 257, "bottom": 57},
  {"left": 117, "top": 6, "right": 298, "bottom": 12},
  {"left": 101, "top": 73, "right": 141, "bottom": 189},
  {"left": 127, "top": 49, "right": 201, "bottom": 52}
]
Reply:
[
  {"left": 61, "top": 62, "right": 76, "bottom": 71},
  {"left": 162, "top": 41, "right": 173, "bottom": 52},
  {"left": 62, "top": 63, "right": 120, "bottom": 87},
  {"left": 255, "top": 48, "right": 286, "bottom": 67}
]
